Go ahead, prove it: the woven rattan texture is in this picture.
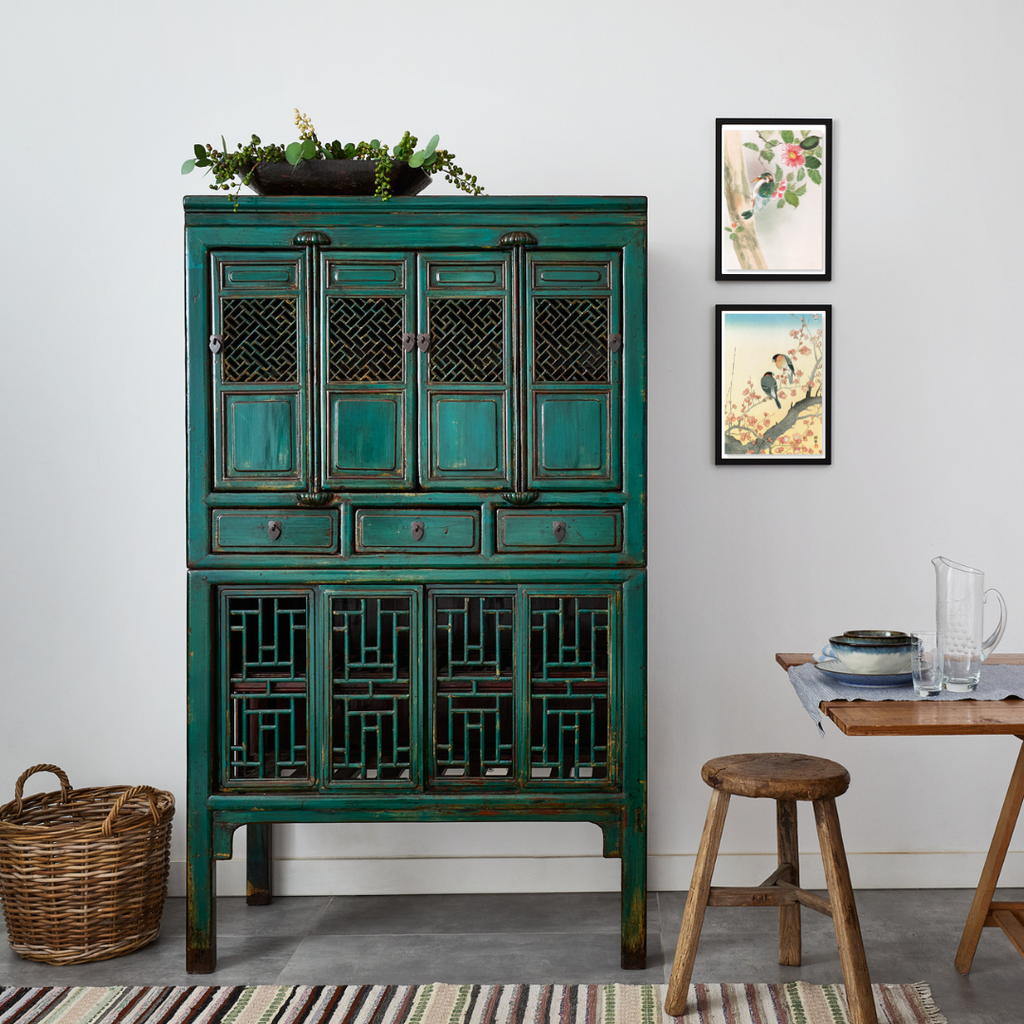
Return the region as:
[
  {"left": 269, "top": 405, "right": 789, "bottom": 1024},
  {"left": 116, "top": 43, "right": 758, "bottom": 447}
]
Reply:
[{"left": 0, "top": 764, "right": 174, "bottom": 964}]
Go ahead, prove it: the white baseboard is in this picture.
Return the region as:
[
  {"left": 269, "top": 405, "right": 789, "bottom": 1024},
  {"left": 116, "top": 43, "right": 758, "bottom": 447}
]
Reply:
[{"left": 166, "top": 850, "right": 1024, "bottom": 898}]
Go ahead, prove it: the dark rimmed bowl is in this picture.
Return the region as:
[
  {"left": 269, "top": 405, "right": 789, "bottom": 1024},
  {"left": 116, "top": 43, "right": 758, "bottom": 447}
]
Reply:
[
  {"left": 835, "top": 630, "right": 909, "bottom": 647},
  {"left": 826, "top": 633, "right": 913, "bottom": 674},
  {"left": 842, "top": 630, "right": 909, "bottom": 643}
]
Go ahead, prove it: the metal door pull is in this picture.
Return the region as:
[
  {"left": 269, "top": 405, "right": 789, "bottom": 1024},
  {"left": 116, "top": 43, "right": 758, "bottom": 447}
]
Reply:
[
  {"left": 267, "top": 520, "right": 282, "bottom": 540},
  {"left": 410, "top": 521, "right": 425, "bottom": 541},
  {"left": 552, "top": 520, "right": 566, "bottom": 542}
]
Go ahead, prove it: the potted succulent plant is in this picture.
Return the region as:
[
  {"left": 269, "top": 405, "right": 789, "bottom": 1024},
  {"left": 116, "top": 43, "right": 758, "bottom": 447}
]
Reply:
[{"left": 182, "top": 109, "right": 483, "bottom": 204}]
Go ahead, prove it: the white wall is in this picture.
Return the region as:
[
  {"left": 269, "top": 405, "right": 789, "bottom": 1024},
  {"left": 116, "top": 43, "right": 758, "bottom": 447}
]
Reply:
[{"left": 2, "top": 0, "right": 1022, "bottom": 897}]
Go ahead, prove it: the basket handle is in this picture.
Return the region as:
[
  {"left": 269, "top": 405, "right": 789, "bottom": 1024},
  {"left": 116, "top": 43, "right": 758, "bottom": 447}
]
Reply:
[
  {"left": 13, "top": 763, "right": 72, "bottom": 816},
  {"left": 101, "top": 785, "right": 163, "bottom": 837}
]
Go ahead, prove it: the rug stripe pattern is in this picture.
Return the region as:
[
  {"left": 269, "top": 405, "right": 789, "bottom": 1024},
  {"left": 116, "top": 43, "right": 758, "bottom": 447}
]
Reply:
[{"left": 0, "top": 984, "right": 945, "bottom": 1024}]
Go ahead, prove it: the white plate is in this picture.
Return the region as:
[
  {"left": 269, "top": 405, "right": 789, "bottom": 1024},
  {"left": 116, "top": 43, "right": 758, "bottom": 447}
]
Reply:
[{"left": 814, "top": 659, "right": 912, "bottom": 687}]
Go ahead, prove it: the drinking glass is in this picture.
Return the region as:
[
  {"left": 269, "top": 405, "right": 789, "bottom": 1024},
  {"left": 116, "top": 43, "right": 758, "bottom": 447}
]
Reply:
[{"left": 911, "top": 631, "right": 942, "bottom": 697}]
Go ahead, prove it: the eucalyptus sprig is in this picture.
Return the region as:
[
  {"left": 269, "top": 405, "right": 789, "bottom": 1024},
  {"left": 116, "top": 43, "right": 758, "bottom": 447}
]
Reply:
[{"left": 182, "top": 110, "right": 483, "bottom": 206}]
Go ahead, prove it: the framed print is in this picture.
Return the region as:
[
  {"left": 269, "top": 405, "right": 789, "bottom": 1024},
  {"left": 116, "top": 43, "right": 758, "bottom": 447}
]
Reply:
[
  {"left": 716, "top": 119, "right": 832, "bottom": 280},
  {"left": 716, "top": 305, "right": 831, "bottom": 464}
]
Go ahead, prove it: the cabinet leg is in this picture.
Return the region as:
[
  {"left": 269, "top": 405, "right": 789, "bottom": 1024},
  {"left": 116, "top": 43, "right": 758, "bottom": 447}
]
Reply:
[
  {"left": 186, "top": 808, "right": 217, "bottom": 974},
  {"left": 247, "top": 822, "right": 273, "bottom": 906},
  {"left": 620, "top": 805, "right": 647, "bottom": 969}
]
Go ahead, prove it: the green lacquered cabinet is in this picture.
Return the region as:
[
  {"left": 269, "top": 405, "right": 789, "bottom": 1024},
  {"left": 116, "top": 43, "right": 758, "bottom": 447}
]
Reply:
[{"left": 185, "top": 196, "right": 647, "bottom": 972}]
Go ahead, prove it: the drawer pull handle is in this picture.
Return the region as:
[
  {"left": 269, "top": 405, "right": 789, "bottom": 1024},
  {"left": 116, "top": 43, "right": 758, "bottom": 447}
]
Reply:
[
  {"left": 410, "top": 521, "right": 425, "bottom": 541},
  {"left": 267, "top": 520, "right": 282, "bottom": 541},
  {"left": 609, "top": 333, "right": 622, "bottom": 353},
  {"left": 552, "top": 520, "right": 566, "bottom": 542}
]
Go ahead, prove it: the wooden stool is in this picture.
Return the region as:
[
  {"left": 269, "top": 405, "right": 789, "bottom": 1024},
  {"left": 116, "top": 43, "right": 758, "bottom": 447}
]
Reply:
[{"left": 665, "top": 753, "right": 877, "bottom": 1024}]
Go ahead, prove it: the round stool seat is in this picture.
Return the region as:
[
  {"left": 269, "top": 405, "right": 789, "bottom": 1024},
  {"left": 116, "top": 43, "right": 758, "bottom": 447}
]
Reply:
[{"left": 701, "top": 752, "right": 850, "bottom": 801}]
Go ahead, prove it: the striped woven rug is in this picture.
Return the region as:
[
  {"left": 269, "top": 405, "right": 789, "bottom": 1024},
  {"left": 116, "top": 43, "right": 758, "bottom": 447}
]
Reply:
[{"left": 0, "top": 983, "right": 946, "bottom": 1024}]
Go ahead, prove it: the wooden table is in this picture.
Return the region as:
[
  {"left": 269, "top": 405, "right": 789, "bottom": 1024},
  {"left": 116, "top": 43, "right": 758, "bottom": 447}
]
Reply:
[{"left": 777, "top": 652, "right": 1024, "bottom": 972}]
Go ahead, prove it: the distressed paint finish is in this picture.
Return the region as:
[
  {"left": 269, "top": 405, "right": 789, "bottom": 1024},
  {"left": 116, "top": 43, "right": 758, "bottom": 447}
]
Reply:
[{"left": 185, "top": 197, "right": 647, "bottom": 973}]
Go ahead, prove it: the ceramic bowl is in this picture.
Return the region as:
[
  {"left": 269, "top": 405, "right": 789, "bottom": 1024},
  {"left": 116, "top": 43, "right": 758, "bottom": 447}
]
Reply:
[
  {"left": 823, "top": 633, "right": 913, "bottom": 674},
  {"left": 842, "top": 630, "right": 909, "bottom": 642}
]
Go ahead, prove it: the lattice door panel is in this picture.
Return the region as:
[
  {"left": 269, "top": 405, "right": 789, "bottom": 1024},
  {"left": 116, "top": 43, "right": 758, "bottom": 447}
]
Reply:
[
  {"left": 533, "top": 298, "right": 611, "bottom": 383},
  {"left": 433, "top": 593, "right": 515, "bottom": 780},
  {"left": 224, "top": 593, "right": 309, "bottom": 783},
  {"left": 330, "top": 595, "right": 414, "bottom": 782},
  {"left": 327, "top": 297, "right": 405, "bottom": 382},
  {"left": 427, "top": 298, "right": 505, "bottom": 383},
  {"left": 529, "top": 596, "right": 610, "bottom": 781},
  {"left": 220, "top": 297, "right": 299, "bottom": 383}
]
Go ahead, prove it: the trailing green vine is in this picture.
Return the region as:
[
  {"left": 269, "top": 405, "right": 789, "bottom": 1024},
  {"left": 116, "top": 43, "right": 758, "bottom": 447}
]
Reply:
[{"left": 182, "top": 109, "right": 483, "bottom": 205}]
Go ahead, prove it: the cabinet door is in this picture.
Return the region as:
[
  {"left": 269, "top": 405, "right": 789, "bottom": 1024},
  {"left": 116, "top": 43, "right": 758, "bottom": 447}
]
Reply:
[
  {"left": 526, "top": 589, "right": 617, "bottom": 785},
  {"left": 210, "top": 254, "right": 308, "bottom": 491},
  {"left": 324, "top": 588, "right": 420, "bottom": 786},
  {"left": 220, "top": 589, "right": 313, "bottom": 788},
  {"left": 418, "top": 255, "right": 514, "bottom": 489},
  {"left": 321, "top": 254, "right": 416, "bottom": 489},
  {"left": 427, "top": 585, "right": 619, "bottom": 788},
  {"left": 429, "top": 589, "right": 517, "bottom": 782},
  {"left": 525, "top": 253, "right": 622, "bottom": 490}
]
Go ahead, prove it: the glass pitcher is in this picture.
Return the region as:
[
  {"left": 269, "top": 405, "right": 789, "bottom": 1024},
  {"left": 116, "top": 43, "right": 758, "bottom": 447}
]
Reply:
[{"left": 933, "top": 556, "right": 1007, "bottom": 691}]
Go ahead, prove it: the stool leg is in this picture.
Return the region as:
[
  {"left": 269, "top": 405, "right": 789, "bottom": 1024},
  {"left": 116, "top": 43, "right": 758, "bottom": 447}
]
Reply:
[
  {"left": 813, "top": 797, "right": 877, "bottom": 1024},
  {"left": 665, "top": 787, "right": 730, "bottom": 1017},
  {"left": 777, "top": 798, "right": 801, "bottom": 966}
]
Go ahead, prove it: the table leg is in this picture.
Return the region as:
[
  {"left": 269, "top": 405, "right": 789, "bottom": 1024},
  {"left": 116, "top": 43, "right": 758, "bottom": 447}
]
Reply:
[{"left": 955, "top": 736, "right": 1024, "bottom": 974}]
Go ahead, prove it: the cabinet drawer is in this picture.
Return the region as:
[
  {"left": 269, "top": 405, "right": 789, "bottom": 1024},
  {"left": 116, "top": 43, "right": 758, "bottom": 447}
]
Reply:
[
  {"left": 212, "top": 510, "right": 338, "bottom": 552},
  {"left": 355, "top": 510, "right": 480, "bottom": 552},
  {"left": 496, "top": 510, "right": 622, "bottom": 551}
]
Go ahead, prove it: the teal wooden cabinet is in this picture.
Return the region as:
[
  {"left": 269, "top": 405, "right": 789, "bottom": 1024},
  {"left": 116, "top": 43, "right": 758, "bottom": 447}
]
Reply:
[{"left": 185, "top": 196, "right": 647, "bottom": 972}]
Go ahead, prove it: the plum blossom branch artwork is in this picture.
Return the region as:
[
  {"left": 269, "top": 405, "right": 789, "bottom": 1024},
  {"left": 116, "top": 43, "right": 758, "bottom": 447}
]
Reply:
[
  {"left": 716, "top": 305, "right": 831, "bottom": 464},
  {"left": 716, "top": 119, "right": 832, "bottom": 280}
]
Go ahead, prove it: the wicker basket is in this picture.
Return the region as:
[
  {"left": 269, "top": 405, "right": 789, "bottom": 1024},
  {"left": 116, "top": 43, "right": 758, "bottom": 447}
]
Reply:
[{"left": 0, "top": 764, "right": 174, "bottom": 964}]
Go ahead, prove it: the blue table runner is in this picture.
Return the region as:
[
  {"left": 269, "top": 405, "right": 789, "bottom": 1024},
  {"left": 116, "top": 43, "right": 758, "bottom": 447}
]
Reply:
[{"left": 787, "top": 662, "right": 1024, "bottom": 735}]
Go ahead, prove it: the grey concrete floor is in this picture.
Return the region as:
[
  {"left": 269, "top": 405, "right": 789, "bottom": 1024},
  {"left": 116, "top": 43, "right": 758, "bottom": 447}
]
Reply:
[{"left": 1, "top": 890, "right": 1022, "bottom": 1022}]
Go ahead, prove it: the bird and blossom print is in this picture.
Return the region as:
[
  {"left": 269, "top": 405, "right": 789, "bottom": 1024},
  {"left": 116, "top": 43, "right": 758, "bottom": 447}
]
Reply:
[
  {"left": 719, "top": 122, "right": 828, "bottom": 275},
  {"left": 719, "top": 310, "right": 826, "bottom": 459}
]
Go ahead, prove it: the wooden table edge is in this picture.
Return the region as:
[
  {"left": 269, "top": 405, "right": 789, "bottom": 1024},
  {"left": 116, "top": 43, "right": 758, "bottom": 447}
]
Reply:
[{"left": 777, "top": 652, "right": 1024, "bottom": 736}]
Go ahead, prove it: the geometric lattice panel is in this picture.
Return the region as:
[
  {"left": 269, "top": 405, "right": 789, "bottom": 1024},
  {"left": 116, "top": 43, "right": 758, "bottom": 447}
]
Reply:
[
  {"left": 225, "top": 593, "right": 308, "bottom": 781},
  {"left": 434, "top": 593, "right": 515, "bottom": 780},
  {"left": 427, "top": 298, "right": 505, "bottom": 383},
  {"left": 221, "top": 296, "right": 298, "bottom": 383},
  {"left": 533, "top": 298, "right": 609, "bottom": 383},
  {"left": 529, "top": 596, "right": 609, "bottom": 780},
  {"left": 327, "top": 297, "right": 404, "bottom": 383},
  {"left": 330, "top": 596, "right": 413, "bottom": 782}
]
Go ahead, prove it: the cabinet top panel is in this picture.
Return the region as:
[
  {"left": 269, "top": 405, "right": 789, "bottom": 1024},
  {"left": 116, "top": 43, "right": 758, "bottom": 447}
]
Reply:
[{"left": 184, "top": 195, "right": 647, "bottom": 227}]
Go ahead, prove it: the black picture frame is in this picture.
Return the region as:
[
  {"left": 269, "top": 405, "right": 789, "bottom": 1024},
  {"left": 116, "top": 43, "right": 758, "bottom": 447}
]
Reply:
[
  {"left": 716, "top": 304, "right": 831, "bottom": 464},
  {"left": 716, "top": 119, "right": 832, "bottom": 281}
]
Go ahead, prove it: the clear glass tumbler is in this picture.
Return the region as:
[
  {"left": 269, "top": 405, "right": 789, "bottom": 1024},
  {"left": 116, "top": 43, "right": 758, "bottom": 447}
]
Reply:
[{"left": 911, "top": 631, "right": 942, "bottom": 696}]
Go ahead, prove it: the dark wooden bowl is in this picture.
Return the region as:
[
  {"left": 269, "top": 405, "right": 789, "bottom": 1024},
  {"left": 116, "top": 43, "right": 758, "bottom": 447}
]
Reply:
[{"left": 243, "top": 159, "right": 432, "bottom": 197}]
